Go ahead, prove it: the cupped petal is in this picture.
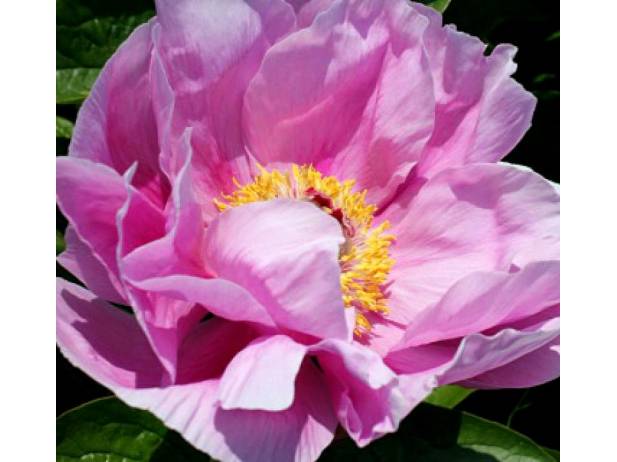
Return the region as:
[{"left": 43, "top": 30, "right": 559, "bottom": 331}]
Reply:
[
  {"left": 399, "top": 261, "right": 560, "bottom": 348},
  {"left": 56, "top": 279, "right": 168, "bottom": 388},
  {"left": 204, "top": 199, "right": 350, "bottom": 341},
  {"left": 219, "top": 335, "right": 308, "bottom": 411},
  {"left": 69, "top": 21, "right": 169, "bottom": 205},
  {"left": 383, "top": 162, "right": 559, "bottom": 323},
  {"left": 243, "top": 0, "right": 435, "bottom": 206},
  {"left": 58, "top": 226, "right": 126, "bottom": 305},
  {"left": 414, "top": 7, "right": 536, "bottom": 178},
  {"left": 56, "top": 157, "right": 128, "bottom": 297},
  {"left": 151, "top": 0, "right": 296, "bottom": 212},
  {"left": 116, "top": 363, "right": 337, "bottom": 462},
  {"left": 310, "top": 339, "right": 433, "bottom": 446}
]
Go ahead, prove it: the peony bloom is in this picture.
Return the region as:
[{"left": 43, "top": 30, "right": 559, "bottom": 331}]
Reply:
[{"left": 56, "top": 0, "right": 559, "bottom": 461}]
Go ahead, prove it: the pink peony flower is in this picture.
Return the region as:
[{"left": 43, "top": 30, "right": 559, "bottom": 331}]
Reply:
[{"left": 56, "top": 0, "right": 559, "bottom": 461}]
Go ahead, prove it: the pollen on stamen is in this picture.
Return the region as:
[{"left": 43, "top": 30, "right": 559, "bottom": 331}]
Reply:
[{"left": 214, "top": 163, "right": 396, "bottom": 338}]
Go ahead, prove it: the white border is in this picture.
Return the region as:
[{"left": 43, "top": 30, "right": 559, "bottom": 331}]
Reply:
[
  {"left": 561, "top": 0, "right": 617, "bottom": 460},
  {"left": 0, "top": 0, "right": 56, "bottom": 459}
]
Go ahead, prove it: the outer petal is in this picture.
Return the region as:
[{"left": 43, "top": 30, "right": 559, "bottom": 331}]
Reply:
[
  {"left": 310, "top": 339, "right": 433, "bottom": 446},
  {"left": 386, "top": 317, "right": 559, "bottom": 388},
  {"left": 460, "top": 337, "right": 560, "bottom": 389},
  {"left": 57, "top": 226, "right": 126, "bottom": 304},
  {"left": 151, "top": 0, "right": 295, "bottom": 213},
  {"left": 400, "top": 261, "right": 560, "bottom": 347},
  {"left": 383, "top": 163, "right": 559, "bottom": 323},
  {"left": 243, "top": 0, "right": 435, "bottom": 206},
  {"left": 56, "top": 279, "right": 167, "bottom": 388},
  {"left": 414, "top": 5, "right": 536, "bottom": 178},
  {"left": 56, "top": 157, "right": 128, "bottom": 296},
  {"left": 117, "top": 364, "right": 337, "bottom": 462},
  {"left": 69, "top": 21, "right": 169, "bottom": 205},
  {"left": 204, "top": 199, "right": 350, "bottom": 341},
  {"left": 219, "top": 335, "right": 308, "bottom": 411}
]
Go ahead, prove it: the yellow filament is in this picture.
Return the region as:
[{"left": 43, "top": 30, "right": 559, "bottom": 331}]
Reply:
[{"left": 215, "top": 164, "right": 395, "bottom": 337}]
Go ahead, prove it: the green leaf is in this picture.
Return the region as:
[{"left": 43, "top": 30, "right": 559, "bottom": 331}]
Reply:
[
  {"left": 57, "top": 397, "right": 211, "bottom": 462},
  {"left": 56, "top": 116, "right": 74, "bottom": 139},
  {"left": 56, "top": 230, "right": 65, "bottom": 255},
  {"left": 424, "top": 385, "right": 474, "bottom": 409},
  {"left": 56, "top": 68, "right": 100, "bottom": 104},
  {"left": 56, "top": 0, "right": 154, "bottom": 104},
  {"left": 420, "top": 0, "right": 452, "bottom": 13},
  {"left": 543, "top": 447, "right": 560, "bottom": 461},
  {"left": 321, "top": 403, "right": 556, "bottom": 461}
]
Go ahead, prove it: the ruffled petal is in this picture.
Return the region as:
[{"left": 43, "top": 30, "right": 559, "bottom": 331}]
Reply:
[
  {"left": 69, "top": 21, "right": 169, "bottom": 205},
  {"left": 383, "top": 163, "right": 559, "bottom": 323},
  {"left": 413, "top": 7, "right": 536, "bottom": 178},
  {"left": 116, "top": 364, "right": 337, "bottom": 462},
  {"left": 203, "top": 199, "right": 350, "bottom": 341},
  {"left": 56, "top": 279, "right": 167, "bottom": 388}
]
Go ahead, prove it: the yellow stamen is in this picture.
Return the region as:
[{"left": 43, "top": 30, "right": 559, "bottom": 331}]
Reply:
[{"left": 215, "top": 164, "right": 395, "bottom": 337}]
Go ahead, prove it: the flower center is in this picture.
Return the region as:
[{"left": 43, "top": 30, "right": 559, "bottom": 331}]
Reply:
[{"left": 214, "top": 164, "right": 395, "bottom": 337}]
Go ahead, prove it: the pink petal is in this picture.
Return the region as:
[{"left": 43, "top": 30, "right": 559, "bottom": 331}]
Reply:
[
  {"left": 204, "top": 199, "right": 350, "bottom": 341},
  {"left": 56, "top": 279, "right": 168, "bottom": 388},
  {"left": 69, "top": 21, "right": 169, "bottom": 206},
  {"left": 399, "top": 261, "right": 560, "bottom": 347},
  {"left": 219, "top": 335, "right": 308, "bottom": 411},
  {"left": 438, "top": 317, "right": 560, "bottom": 385},
  {"left": 386, "top": 317, "right": 559, "bottom": 387},
  {"left": 310, "top": 339, "right": 431, "bottom": 446},
  {"left": 243, "top": 0, "right": 435, "bottom": 206},
  {"left": 383, "top": 162, "right": 559, "bottom": 323},
  {"left": 56, "top": 157, "right": 128, "bottom": 291},
  {"left": 415, "top": 13, "right": 536, "bottom": 178},
  {"left": 176, "top": 318, "right": 259, "bottom": 384},
  {"left": 58, "top": 226, "right": 126, "bottom": 304},
  {"left": 128, "top": 275, "right": 275, "bottom": 328},
  {"left": 151, "top": 0, "right": 295, "bottom": 211},
  {"left": 116, "top": 364, "right": 337, "bottom": 462},
  {"left": 460, "top": 337, "right": 560, "bottom": 389}
]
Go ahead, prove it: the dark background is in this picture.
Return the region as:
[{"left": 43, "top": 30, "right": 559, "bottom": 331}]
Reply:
[{"left": 57, "top": 0, "right": 559, "bottom": 452}]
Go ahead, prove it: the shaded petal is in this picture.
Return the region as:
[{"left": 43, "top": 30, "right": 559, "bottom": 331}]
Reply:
[
  {"left": 219, "top": 335, "right": 308, "bottom": 411},
  {"left": 176, "top": 318, "right": 259, "bottom": 384},
  {"left": 117, "top": 364, "right": 337, "bottom": 462},
  {"left": 383, "top": 163, "right": 559, "bottom": 323},
  {"left": 69, "top": 21, "right": 169, "bottom": 205},
  {"left": 58, "top": 226, "right": 126, "bottom": 304},
  {"left": 204, "top": 199, "right": 350, "bottom": 340},
  {"left": 460, "top": 336, "right": 560, "bottom": 389},
  {"left": 244, "top": 0, "right": 435, "bottom": 206},
  {"left": 310, "top": 339, "right": 431, "bottom": 446},
  {"left": 399, "top": 261, "right": 560, "bottom": 347},
  {"left": 56, "top": 279, "right": 168, "bottom": 388}
]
